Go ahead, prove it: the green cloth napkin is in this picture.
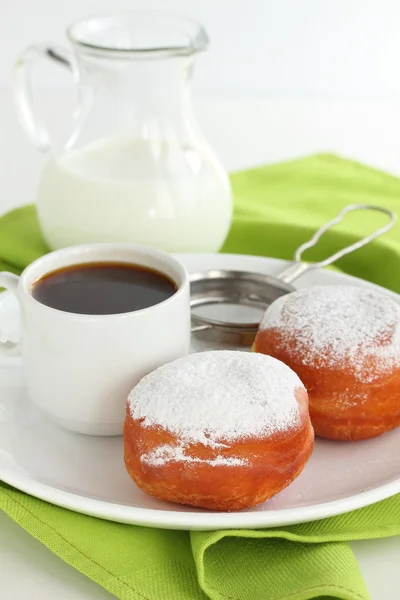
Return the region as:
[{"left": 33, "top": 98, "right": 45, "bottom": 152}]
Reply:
[{"left": 1, "top": 153, "right": 400, "bottom": 600}]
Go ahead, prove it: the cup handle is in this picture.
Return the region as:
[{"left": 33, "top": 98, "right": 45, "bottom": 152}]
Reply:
[{"left": 0, "top": 273, "right": 22, "bottom": 357}]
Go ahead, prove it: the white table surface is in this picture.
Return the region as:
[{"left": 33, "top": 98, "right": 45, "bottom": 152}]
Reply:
[{"left": 1, "top": 88, "right": 399, "bottom": 599}]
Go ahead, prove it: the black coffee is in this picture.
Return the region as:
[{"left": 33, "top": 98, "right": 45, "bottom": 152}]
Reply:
[{"left": 32, "top": 262, "right": 178, "bottom": 315}]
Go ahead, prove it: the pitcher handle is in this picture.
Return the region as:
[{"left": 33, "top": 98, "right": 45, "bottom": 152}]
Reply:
[
  {"left": 14, "top": 44, "right": 76, "bottom": 151},
  {"left": 277, "top": 204, "right": 397, "bottom": 284},
  {"left": 0, "top": 273, "right": 22, "bottom": 357}
]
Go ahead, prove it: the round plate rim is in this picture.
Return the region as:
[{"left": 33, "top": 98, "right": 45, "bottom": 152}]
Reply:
[
  {"left": 2, "top": 457, "right": 400, "bottom": 530},
  {"left": 1, "top": 252, "right": 399, "bottom": 530}
]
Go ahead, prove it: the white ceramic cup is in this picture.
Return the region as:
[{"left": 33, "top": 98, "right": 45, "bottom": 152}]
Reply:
[{"left": 0, "top": 243, "right": 190, "bottom": 435}]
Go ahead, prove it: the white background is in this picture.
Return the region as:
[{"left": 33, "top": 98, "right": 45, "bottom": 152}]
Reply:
[
  {"left": 3, "top": 0, "right": 400, "bottom": 98},
  {"left": 1, "top": 2, "right": 400, "bottom": 599},
  {"left": 3, "top": 0, "right": 400, "bottom": 207},
  {"left": 2, "top": 0, "right": 400, "bottom": 212}
]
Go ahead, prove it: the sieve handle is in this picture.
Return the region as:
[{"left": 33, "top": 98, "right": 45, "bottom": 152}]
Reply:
[{"left": 276, "top": 203, "right": 397, "bottom": 284}]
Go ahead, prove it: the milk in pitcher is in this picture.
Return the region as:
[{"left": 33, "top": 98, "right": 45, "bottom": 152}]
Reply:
[
  {"left": 15, "top": 12, "right": 233, "bottom": 251},
  {"left": 36, "top": 137, "right": 232, "bottom": 252}
]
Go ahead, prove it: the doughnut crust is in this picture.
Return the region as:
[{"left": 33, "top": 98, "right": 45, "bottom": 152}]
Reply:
[
  {"left": 254, "top": 286, "right": 400, "bottom": 441},
  {"left": 124, "top": 351, "right": 314, "bottom": 511}
]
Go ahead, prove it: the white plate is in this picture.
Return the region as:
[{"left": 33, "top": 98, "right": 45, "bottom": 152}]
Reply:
[{"left": 1, "top": 253, "right": 400, "bottom": 531}]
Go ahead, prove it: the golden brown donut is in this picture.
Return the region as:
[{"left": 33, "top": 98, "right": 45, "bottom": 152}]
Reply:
[
  {"left": 124, "top": 350, "right": 313, "bottom": 511},
  {"left": 253, "top": 285, "right": 400, "bottom": 441}
]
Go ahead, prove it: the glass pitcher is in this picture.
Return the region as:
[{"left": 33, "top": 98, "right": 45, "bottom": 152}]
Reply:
[{"left": 14, "top": 12, "right": 233, "bottom": 252}]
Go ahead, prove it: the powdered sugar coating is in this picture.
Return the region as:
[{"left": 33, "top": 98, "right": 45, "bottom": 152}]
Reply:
[
  {"left": 140, "top": 444, "right": 248, "bottom": 468},
  {"left": 128, "top": 351, "right": 304, "bottom": 446},
  {"left": 260, "top": 285, "right": 400, "bottom": 383}
]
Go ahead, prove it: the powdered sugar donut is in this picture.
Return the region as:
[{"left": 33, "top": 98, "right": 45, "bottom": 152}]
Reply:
[
  {"left": 253, "top": 285, "right": 400, "bottom": 441},
  {"left": 124, "top": 350, "right": 313, "bottom": 511}
]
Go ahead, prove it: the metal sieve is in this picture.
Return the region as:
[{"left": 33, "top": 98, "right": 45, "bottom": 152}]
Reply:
[{"left": 190, "top": 204, "right": 397, "bottom": 347}]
